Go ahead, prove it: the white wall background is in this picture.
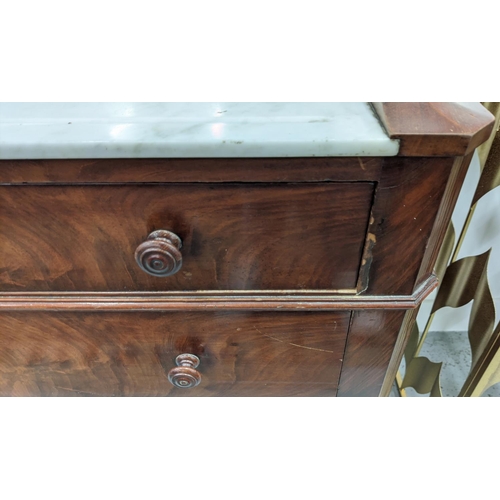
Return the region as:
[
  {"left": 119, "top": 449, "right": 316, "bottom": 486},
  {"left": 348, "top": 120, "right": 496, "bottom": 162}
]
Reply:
[{"left": 418, "top": 151, "right": 500, "bottom": 332}]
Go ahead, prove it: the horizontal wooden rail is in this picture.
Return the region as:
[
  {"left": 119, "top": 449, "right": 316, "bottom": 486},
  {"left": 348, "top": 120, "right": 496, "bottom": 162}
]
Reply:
[{"left": 0, "top": 275, "right": 438, "bottom": 311}]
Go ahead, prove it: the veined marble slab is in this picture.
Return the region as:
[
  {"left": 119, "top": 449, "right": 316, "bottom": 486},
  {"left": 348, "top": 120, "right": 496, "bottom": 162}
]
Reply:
[{"left": 0, "top": 103, "right": 399, "bottom": 159}]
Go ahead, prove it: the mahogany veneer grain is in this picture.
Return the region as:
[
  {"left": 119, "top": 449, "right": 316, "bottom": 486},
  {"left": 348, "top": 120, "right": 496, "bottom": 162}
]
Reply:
[
  {"left": 0, "top": 182, "right": 374, "bottom": 292},
  {"left": 0, "top": 311, "right": 348, "bottom": 397}
]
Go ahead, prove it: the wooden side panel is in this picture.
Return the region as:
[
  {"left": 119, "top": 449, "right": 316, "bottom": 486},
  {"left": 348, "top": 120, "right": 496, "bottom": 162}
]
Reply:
[
  {"left": 366, "top": 157, "right": 455, "bottom": 296},
  {"left": 337, "top": 309, "right": 407, "bottom": 397},
  {"left": 415, "top": 154, "right": 473, "bottom": 287},
  {"left": 0, "top": 311, "right": 349, "bottom": 397},
  {"left": 342, "top": 156, "right": 476, "bottom": 396},
  {"left": 379, "top": 308, "right": 420, "bottom": 396}
]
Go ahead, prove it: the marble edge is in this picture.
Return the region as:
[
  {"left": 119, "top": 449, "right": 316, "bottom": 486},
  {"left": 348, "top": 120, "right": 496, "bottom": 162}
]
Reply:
[{"left": 0, "top": 103, "right": 401, "bottom": 158}]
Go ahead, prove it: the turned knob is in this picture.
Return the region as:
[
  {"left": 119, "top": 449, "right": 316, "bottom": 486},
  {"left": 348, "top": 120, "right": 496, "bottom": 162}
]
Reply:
[
  {"left": 168, "top": 354, "right": 202, "bottom": 388},
  {"left": 135, "top": 230, "right": 182, "bottom": 277}
]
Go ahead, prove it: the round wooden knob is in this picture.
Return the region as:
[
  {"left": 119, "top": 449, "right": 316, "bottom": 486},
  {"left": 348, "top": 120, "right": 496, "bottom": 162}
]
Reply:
[
  {"left": 168, "top": 354, "right": 201, "bottom": 388},
  {"left": 135, "top": 230, "right": 182, "bottom": 277}
]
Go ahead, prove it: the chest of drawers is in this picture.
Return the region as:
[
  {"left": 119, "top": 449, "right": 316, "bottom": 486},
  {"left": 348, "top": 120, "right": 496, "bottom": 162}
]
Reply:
[{"left": 0, "top": 102, "right": 494, "bottom": 396}]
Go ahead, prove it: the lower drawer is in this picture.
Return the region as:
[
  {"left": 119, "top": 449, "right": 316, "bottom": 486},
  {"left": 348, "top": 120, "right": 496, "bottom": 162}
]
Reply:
[{"left": 0, "top": 311, "right": 350, "bottom": 396}]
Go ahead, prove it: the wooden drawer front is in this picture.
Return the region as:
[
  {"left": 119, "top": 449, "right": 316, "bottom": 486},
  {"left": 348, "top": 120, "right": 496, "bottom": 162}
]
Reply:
[
  {"left": 0, "top": 183, "right": 374, "bottom": 292},
  {"left": 0, "top": 311, "right": 349, "bottom": 396}
]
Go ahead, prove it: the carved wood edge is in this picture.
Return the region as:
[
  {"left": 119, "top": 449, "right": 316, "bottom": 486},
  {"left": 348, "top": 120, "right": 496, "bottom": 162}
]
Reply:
[
  {"left": 0, "top": 274, "right": 438, "bottom": 311},
  {"left": 371, "top": 103, "right": 495, "bottom": 157}
]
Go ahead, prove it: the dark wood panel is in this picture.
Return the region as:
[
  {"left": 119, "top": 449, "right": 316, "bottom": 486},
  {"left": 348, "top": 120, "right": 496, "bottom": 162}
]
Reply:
[
  {"left": 337, "top": 309, "right": 407, "bottom": 397},
  {"left": 366, "top": 157, "right": 455, "bottom": 296},
  {"left": 372, "top": 102, "right": 495, "bottom": 156},
  {"left": 415, "top": 154, "right": 473, "bottom": 288},
  {"left": 0, "top": 157, "right": 383, "bottom": 184},
  {"left": 0, "top": 182, "right": 374, "bottom": 292},
  {"left": 0, "top": 311, "right": 349, "bottom": 397}
]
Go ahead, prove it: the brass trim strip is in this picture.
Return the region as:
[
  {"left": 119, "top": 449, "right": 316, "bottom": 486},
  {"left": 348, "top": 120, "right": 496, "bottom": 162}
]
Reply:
[{"left": 0, "top": 274, "right": 438, "bottom": 311}]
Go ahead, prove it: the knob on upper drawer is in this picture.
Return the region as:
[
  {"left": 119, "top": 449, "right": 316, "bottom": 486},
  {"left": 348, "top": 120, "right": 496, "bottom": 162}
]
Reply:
[{"left": 134, "top": 230, "right": 183, "bottom": 277}]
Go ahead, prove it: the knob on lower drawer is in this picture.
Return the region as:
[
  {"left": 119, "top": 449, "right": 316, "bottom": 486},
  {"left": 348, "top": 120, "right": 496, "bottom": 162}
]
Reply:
[
  {"left": 135, "top": 230, "right": 182, "bottom": 277},
  {"left": 168, "top": 354, "right": 202, "bottom": 388}
]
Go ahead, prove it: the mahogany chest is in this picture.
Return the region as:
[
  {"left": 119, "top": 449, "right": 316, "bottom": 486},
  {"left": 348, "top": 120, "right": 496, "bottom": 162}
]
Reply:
[{"left": 0, "top": 102, "right": 494, "bottom": 396}]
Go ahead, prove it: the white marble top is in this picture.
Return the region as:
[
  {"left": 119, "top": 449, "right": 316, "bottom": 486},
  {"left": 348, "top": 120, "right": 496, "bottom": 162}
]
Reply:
[{"left": 0, "top": 103, "right": 399, "bottom": 159}]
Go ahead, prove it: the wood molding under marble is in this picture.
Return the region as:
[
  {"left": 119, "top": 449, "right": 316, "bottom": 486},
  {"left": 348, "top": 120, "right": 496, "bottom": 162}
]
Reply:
[
  {"left": 0, "top": 157, "right": 384, "bottom": 184},
  {"left": 0, "top": 274, "right": 438, "bottom": 311}
]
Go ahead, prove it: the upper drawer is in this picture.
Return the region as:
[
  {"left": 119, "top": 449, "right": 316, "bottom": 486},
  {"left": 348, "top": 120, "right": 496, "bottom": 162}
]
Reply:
[{"left": 0, "top": 183, "right": 374, "bottom": 292}]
